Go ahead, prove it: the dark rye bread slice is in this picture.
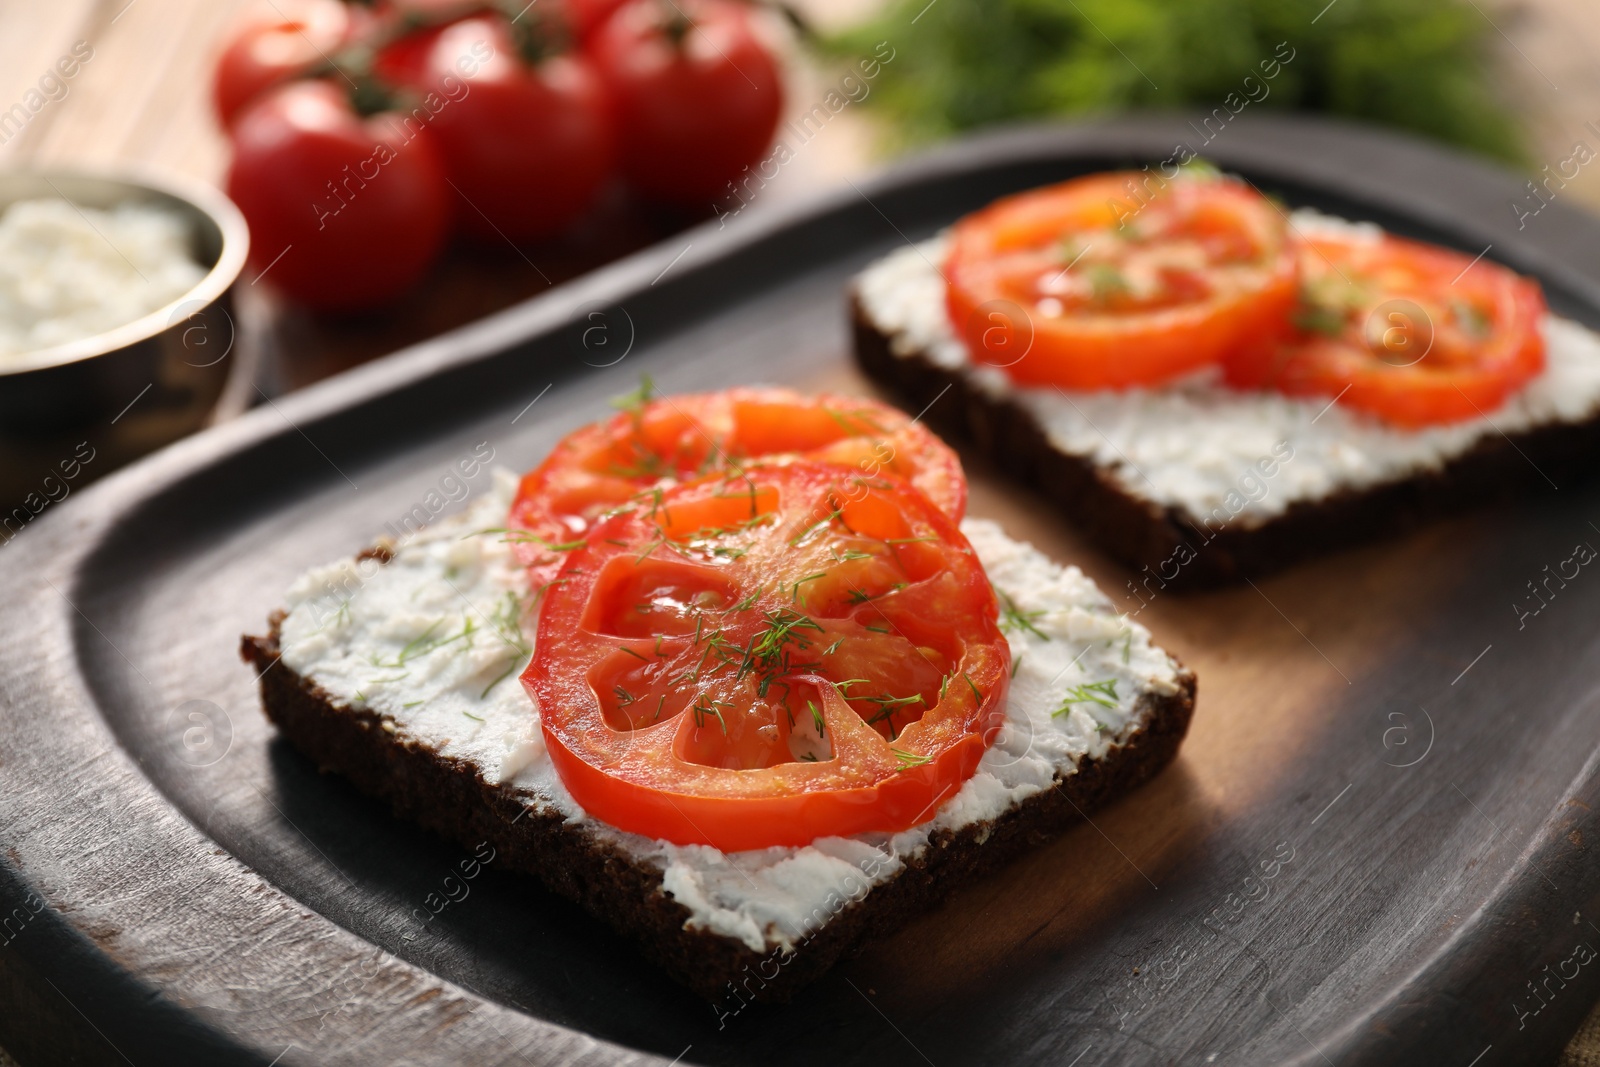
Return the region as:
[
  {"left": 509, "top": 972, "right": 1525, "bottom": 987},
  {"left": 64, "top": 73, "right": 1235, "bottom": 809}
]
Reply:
[
  {"left": 241, "top": 618, "right": 1195, "bottom": 1004},
  {"left": 851, "top": 294, "right": 1600, "bottom": 589}
]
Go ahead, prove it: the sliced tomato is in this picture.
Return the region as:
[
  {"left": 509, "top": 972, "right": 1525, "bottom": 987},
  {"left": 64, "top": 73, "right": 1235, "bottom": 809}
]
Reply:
[
  {"left": 509, "top": 387, "right": 966, "bottom": 587},
  {"left": 945, "top": 169, "right": 1299, "bottom": 389},
  {"left": 522, "top": 461, "right": 1010, "bottom": 851},
  {"left": 1223, "top": 231, "right": 1547, "bottom": 427}
]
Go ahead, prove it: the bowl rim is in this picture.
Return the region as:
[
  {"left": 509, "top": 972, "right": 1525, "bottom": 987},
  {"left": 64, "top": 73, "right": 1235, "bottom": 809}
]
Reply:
[{"left": 0, "top": 163, "right": 251, "bottom": 378}]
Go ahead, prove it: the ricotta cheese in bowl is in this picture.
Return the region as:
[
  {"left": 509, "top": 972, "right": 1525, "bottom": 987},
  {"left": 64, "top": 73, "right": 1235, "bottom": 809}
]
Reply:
[
  {"left": 0, "top": 168, "right": 247, "bottom": 525},
  {"left": 0, "top": 197, "right": 206, "bottom": 365}
]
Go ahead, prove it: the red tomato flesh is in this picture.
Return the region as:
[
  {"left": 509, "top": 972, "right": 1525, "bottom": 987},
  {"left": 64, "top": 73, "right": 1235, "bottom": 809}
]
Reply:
[
  {"left": 946, "top": 170, "right": 1299, "bottom": 389},
  {"left": 1223, "top": 231, "right": 1548, "bottom": 427},
  {"left": 510, "top": 387, "right": 967, "bottom": 588},
  {"left": 523, "top": 461, "right": 1010, "bottom": 851}
]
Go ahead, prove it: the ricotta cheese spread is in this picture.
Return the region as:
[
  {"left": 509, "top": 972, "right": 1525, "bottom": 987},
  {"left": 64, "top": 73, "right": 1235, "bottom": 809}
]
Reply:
[
  {"left": 853, "top": 211, "right": 1600, "bottom": 525},
  {"left": 0, "top": 197, "right": 206, "bottom": 363},
  {"left": 277, "top": 472, "right": 1184, "bottom": 953}
]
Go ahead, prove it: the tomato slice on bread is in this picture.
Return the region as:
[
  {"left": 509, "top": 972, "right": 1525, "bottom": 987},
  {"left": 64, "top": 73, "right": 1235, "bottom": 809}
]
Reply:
[
  {"left": 510, "top": 387, "right": 967, "bottom": 583},
  {"left": 946, "top": 169, "right": 1298, "bottom": 389},
  {"left": 1223, "top": 231, "right": 1547, "bottom": 427},
  {"left": 522, "top": 461, "right": 1010, "bottom": 851}
]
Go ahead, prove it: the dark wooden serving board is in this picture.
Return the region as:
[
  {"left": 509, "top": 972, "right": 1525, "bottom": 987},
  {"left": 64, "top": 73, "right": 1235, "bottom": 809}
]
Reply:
[{"left": 5, "top": 115, "right": 1600, "bottom": 1067}]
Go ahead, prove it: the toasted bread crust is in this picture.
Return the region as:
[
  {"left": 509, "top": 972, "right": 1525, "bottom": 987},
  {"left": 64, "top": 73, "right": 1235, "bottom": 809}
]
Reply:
[
  {"left": 851, "top": 293, "right": 1600, "bottom": 587},
  {"left": 241, "top": 621, "right": 1195, "bottom": 1003}
]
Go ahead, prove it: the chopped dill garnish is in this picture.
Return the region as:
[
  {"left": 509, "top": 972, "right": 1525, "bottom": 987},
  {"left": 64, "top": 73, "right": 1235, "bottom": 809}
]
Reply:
[
  {"left": 847, "top": 582, "right": 905, "bottom": 606},
  {"left": 737, "top": 609, "right": 824, "bottom": 694},
  {"left": 1088, "top": 263, "right": 1129, "bottom": 302},
  {"left": 1052, "top": 679, "right": 1120, "bottom": 717},
  {"left": 996, "top": 588, "right": 1050, "bottom": 641},
  {"left": 610, "top": 373, "right": 655, "bottom": 414},
  {"left": 692, "top": 698, "right": 732, "bottom": 735},
  {"left": 790, "top": 507, "right": 843, "bottom": 546},
  {"left": 497, "top": 530, "right": 587, "bottom": 552},
  {"left": 790, "top": 572, "right": 827, "bottom": 604},
  {"left": 1451, "top": 298, "right": 1491, "bottom": 339},
  {"left": 462, "top": 710, "right": 486, "bottom": 723},
  {"left": 1286, "top": 300, "right": 1350, "bottom": 337},
  {"left": 891, "top": 748, "right": 933, "bottom": 771},
  {"left": 477, "top": 591, "right": 532, "bottom": 698}
]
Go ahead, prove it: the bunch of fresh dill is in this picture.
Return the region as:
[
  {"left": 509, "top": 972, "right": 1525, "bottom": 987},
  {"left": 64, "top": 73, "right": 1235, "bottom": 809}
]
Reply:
[{"left": 826, "top": 0, "right": 1523, "bottom": 163}]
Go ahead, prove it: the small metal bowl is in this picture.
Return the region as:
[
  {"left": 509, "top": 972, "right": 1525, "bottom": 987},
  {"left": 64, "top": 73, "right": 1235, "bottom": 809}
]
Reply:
[{"left": 0, "top": 167, "right": 249, "bottom": 531}]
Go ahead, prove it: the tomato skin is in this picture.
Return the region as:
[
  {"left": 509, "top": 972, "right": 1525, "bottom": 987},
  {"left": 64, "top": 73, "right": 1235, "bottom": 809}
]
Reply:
[
  {"left": 212, "top": 0, "right": 361, "bottom": 128},
  {"left": 1223, "top": 233, "right": 1548, "bottom": 427},
  {"left": 589, "top": 0, "right": 783, "bottom": 207},
  {"left": 225, "top": 80, "right": 452, "bottom": 311},
  {"left": 509, "top": 388, "right": 967, "bottom": 589},
  {"left": 524, "top": 462, "right": 1009, "bottom": 851},
  {"left": 372, "top": 22, "right": 453, "bottom": 88},
  {"left": 565, "top": 0, "right": 632, "bottom": 40},
  {"left": 404, "top": 16, "right": 617, "bottom": 241},
  {"left": 946, "top": 172, "right": 1299, "bottom": 390}
]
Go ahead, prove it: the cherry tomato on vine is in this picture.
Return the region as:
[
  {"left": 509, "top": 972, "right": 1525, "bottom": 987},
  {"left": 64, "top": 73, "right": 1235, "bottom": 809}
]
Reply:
[
  {"left": 523, "top": 461, "right": 1010, "bottom": 851},
  {"left": 565, "top": 0, "right": 632, "bottom": 40},
  {"left": 398, "top": 15, "right": 616, "bottom": 242},
  {"left": 590, "top": 0, "right": 783, "bottom": 207},
  {"left": 225, "top": 80, "right": 452, "bottom": 311},
  {"left": 212, "top": 0, "right": 364, "bottom": 128}
]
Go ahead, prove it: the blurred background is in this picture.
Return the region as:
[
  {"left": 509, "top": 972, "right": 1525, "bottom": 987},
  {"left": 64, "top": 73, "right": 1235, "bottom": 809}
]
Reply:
[{"left": 1, "top": 0, "right": 1594, "bottom": 381}]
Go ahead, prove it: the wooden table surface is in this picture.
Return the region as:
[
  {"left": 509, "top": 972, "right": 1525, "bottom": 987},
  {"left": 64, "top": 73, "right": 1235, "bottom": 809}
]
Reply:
[{"left": 2, "top": 1, "right": 1599, "bottom": 1064}]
